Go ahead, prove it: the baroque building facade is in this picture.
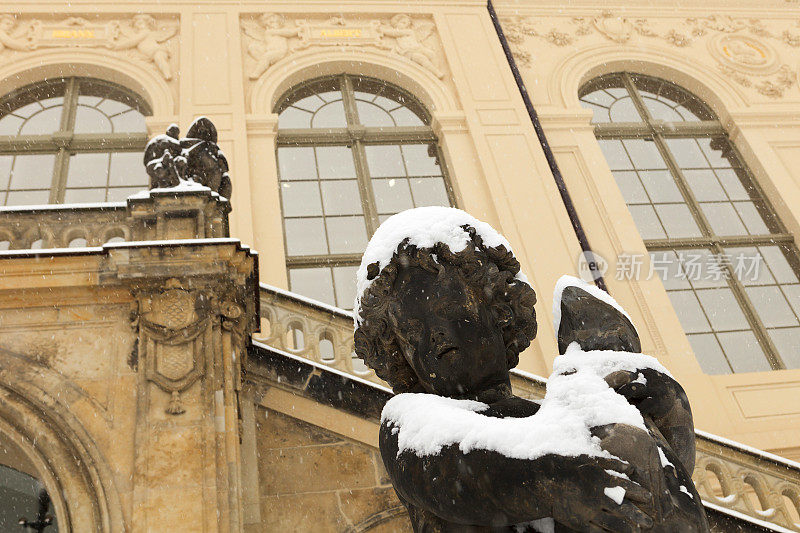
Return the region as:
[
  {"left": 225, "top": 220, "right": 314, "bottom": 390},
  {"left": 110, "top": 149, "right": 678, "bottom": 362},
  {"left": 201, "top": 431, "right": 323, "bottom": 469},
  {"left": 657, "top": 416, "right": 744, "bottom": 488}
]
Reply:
[{"left": 1, "top": 0, "right": 800, "bottom": 531}]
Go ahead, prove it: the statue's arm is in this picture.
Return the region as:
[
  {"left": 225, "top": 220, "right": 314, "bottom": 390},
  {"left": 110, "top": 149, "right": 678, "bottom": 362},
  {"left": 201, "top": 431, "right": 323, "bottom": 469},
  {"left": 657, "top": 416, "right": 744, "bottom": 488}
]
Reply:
[{"left": 379, "top": 421, "right": 653, "bottom": 530}]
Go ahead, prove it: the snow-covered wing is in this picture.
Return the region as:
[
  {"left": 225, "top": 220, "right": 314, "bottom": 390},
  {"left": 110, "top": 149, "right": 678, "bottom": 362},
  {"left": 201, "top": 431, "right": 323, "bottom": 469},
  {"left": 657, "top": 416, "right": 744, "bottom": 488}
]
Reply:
[{"left": 552, "top": 275, "right": 631, "bottom": 335}]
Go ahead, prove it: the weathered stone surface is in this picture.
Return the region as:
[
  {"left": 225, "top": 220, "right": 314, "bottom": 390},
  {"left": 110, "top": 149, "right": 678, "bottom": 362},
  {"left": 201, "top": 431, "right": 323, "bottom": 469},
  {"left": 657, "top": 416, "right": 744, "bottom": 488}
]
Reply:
[
  {"left": 251, "top": 405, "right": 413, "bottom": 531},
  {"left": 338, "top": 486, "right": 403, "bottom": 526},
  {"left": 256, "top": 408, "right": 344, "bottom": 449},
  {"left": 260, "top": 492, "right": 345, "bottom": 532},
  {"left": 259, "top": 443, "right": 377, "bottom": 495}
]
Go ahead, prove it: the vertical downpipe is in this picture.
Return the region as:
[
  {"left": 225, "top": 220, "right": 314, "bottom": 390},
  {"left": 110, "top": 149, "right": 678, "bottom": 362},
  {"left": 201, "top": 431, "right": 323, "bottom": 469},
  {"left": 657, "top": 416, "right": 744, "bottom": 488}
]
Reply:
[{"left": 486, "top": 0, "right": 608, "bottom": 292}]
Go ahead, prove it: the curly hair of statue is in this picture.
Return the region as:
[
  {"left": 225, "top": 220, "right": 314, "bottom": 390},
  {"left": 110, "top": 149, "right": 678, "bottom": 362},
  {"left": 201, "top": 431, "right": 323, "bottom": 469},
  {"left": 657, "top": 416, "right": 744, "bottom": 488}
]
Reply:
[{"left": 354, "top": 224, "right": 537, "bottom": 392}]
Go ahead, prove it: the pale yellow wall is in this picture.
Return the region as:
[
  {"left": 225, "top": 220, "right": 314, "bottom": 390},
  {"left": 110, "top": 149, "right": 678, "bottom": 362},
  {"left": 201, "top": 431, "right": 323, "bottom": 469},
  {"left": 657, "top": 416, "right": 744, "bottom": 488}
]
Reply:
[{"left": 6, "top": 0, "right": 800, "bottom": 457}]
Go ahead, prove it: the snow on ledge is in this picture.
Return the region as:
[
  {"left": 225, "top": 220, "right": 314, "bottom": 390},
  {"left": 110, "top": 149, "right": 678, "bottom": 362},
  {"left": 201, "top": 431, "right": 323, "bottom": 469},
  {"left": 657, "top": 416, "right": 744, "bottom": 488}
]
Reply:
[
  {"left": 552, "top": 275, "right": 634, "bottom": 337},
  {"left": 695, "top": 429, "right": 800, "bottom": 472},
  {"left": 127, "top": 179, "right": 228, "bottom": 202},
  {"left": 260, "top": 283, "right": 354, "bottom": 320},
  {"left": 0, "top": 201, "right": 127, "bottom": 212},
  {"left": 0, "top": 238, "right": 252, "bottom": 257},
  {"left": 702, "top": 500, "right": 795, "bottom": 533},
  {"left": 382, "top": 343, "right": 671, "bottom": 460},
  {"left": 355, "top": 207, "right": 529, "bottom": 325},
  {"left": 251, "top": 339, "right": 393, "bottom": 395}
]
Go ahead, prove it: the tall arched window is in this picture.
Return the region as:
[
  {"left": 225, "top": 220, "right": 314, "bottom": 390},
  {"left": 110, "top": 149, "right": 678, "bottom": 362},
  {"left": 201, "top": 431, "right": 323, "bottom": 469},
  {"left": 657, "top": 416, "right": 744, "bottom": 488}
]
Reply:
[
  {"left": 276, "top": 74, "right": 454, "bottom": 309},
  {"left": 0, "top": 77, "right": 150, "bottom": 206},
  {"left": 581, "top": 73, "right": 800, "bottom": 374}
]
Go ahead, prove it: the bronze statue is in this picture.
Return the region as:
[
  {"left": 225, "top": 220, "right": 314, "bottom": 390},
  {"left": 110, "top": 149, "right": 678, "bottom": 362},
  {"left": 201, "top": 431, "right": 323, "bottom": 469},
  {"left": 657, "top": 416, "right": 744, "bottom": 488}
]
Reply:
[
  {"left": 143, "top": 117, "right": 232, "bottom": 199},
  {"left": 354, "top": 207, "right": 709, "bottom": 532}
]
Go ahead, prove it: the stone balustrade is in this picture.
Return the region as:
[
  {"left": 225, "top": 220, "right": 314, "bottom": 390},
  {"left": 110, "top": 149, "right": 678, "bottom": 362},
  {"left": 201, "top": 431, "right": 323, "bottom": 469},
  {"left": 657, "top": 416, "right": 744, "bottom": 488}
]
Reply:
[
  {"left": 0, "top": 189, "right": 230, "bottom": 251},
  {"left": 257, "top": 283, "right": 800, "bottom": 531},
  {"left": 0, "top": 203, "right": 129, "bottom": 249}
]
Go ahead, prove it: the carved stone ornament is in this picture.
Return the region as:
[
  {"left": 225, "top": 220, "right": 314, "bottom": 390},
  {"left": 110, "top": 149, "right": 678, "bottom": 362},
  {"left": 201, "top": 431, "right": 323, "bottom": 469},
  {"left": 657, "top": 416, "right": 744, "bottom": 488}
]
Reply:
[
  {"left": 140, "top": 280, "right": 210, "bottom": 415},
  {"left": 501, "top": 13, "right": 797, "bottom": 97},
  {"left": 241, "top": 13, "right": 445, "bottom": 79},
  {"left": 592, "top": 12, "right": 633, "bottom": 44},
  {"left": 710, "top": 33, "right": 779, "bottom": 75},
  {"left": 0, "top": 14, "right": 177, "bottom": 80}
]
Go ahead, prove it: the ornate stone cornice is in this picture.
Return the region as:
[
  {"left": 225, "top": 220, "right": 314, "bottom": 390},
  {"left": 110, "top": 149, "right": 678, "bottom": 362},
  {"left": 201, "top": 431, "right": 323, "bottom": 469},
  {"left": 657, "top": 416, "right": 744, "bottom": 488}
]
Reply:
[
  {"left": 501, "top": 12, "right": 800, "bottom": 98},
  {"left": 240, "top": 13, "right": 447, "bottom": 80},
  {"left": 0, "top": 13, "right": 178, "bottom": 80}
]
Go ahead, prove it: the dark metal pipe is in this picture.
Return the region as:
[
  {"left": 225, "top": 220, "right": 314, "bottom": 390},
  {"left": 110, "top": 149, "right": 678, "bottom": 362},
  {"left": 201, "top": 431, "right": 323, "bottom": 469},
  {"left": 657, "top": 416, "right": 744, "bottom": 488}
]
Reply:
[{"left": 486, "top": 0, "right": 608, "bottom": 292}]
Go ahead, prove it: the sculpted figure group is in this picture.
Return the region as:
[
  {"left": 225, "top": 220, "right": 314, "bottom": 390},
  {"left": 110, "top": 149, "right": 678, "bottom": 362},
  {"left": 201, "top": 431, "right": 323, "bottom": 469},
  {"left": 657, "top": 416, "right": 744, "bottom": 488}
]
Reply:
[
  {"left": 354, "top": 207, "right": 709, "bottom": 532},
  {"left": 243, "top": 13, "right": 444, "bottom": 79},
  {"left": 143, "top": 117, "right": 232, "bottom": 199}
]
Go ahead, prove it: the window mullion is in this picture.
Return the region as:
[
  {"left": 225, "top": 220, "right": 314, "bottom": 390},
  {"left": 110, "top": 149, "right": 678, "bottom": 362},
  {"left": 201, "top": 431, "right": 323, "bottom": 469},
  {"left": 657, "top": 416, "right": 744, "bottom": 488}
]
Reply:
[
  {"left": 50, "top": 148, "right": 69, "bottom": 203},
  {"left": 716, "top": 241, "right": 786, "bottom": 370},
  {"left": 51, "top": 78, "right": 80, "bottom": 203},
  {"left": 62, "top": 78, "right": 79, "bottom": 133},
  {"left": 652, "top": 133, "right": 717, "bottom": 239},
  {"left": 621, "top": 73, "right": 653, "bottom": 126},
  {"left": 352, "top": 139, "right": 380, "bottom": 236},
  {"left": 341, "top": 75, "right": 360, "bottom": 127}
]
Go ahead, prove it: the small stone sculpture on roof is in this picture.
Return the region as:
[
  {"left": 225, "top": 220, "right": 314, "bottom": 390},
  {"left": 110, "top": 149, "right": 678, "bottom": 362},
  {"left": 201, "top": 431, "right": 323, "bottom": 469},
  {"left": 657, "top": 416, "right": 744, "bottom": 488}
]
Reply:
[
  {"left": 354, "top": 206, "right": 709, "bottom": 532},
  {"left": 143, "top": 117, "right": 232, "bottom": 200}
]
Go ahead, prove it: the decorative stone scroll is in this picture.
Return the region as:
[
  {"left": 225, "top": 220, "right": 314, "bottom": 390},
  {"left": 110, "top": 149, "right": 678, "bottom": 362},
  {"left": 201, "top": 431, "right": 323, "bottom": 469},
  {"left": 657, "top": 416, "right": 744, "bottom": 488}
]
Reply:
[
  {"left": 0, "top": 14, "right": 178, "bottom": 80},
  {"left": 241, "top": 13, "right": 446, "bottom": 80}
]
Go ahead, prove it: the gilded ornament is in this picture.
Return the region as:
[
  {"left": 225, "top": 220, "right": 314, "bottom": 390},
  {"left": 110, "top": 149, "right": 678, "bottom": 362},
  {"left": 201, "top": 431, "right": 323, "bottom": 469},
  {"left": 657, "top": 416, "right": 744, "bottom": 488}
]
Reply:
[{"left": 710, "top": 34, "right": 778, "bottom": 75}]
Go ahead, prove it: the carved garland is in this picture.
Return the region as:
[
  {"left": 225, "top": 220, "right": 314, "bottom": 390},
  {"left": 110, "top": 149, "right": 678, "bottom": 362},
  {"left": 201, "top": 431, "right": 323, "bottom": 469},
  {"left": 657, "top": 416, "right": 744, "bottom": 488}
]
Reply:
[
  {"left": 241, "top": 13, "right": 447, "bottom": 80},
  {"left": 501, "top": 12, "right": 800, "bottom": 98},
  {"left": 0, "top": 14, "right": 178, "bottom": 80}
]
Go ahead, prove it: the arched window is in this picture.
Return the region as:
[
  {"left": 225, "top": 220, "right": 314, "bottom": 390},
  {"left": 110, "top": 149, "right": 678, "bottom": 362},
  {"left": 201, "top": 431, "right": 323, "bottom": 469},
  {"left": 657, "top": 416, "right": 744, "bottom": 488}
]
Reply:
[
  {"left": 0, "top": 77, "right": 150, "bottom": 206},
  {"left": 581, "top": 73, "right": 800, "bottom": 374},
  {"left": 276, "top": 74, "right": 454, "bottom": 309}
]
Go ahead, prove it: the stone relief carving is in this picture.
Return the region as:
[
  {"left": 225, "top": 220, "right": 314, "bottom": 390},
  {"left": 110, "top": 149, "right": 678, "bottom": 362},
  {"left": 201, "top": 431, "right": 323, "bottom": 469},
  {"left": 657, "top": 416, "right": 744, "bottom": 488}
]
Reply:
[
  {"left": 0, "top": 14, "right": 178, "bottom": 80},
  {"left": 242, "top": 13, "right": 300, "bottom": 80},
  {"left": 241, "top": 13, "right": 446, "bottom": 79},
  {"left": 107, "top": 14, "right": 177, "bottom": 80},
  {"left": 710, "top": 33, "right": 778, "bottom": 74},
  {"left": 592, "top": 12, "right": 633, "bottom": 44},
  {"left": 502, "top": 13, "right": 797, "bottom": 97},
  {"left": 0, "top": 14, "right": 36, "bottom": 51}
]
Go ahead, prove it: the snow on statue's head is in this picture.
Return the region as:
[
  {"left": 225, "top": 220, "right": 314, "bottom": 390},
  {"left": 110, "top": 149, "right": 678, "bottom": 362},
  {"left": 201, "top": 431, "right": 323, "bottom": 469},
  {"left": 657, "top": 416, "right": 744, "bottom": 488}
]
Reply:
[{"left": 353, "top": 207, "right": 537, "bottom": 395}]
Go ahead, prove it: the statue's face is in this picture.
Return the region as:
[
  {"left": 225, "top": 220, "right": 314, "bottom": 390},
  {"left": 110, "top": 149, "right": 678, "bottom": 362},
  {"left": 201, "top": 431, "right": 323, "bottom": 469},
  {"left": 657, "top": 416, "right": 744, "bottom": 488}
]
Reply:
[
  {"left": 265, "top": 15, "right": 283, "bottom": 29},
  {"left": 392, "top": 262, "right": 509, "bottom": 398},
  {"left": 394, "top": 16, "right": 411, "bottom": 29}
]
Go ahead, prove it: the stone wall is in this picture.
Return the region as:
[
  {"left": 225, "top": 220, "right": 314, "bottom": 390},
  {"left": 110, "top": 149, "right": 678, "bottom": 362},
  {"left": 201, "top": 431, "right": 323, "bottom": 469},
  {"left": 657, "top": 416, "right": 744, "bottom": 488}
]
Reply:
[{"left": 252, "top": 406, "right": 411, "bottom": 533}]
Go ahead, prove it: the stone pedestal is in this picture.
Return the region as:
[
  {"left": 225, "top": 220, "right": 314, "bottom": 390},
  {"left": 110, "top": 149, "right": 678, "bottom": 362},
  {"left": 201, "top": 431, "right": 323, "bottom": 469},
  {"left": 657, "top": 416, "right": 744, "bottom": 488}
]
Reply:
[{"left": 114, "top": 190, "right": 256, "bottom": 532}]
